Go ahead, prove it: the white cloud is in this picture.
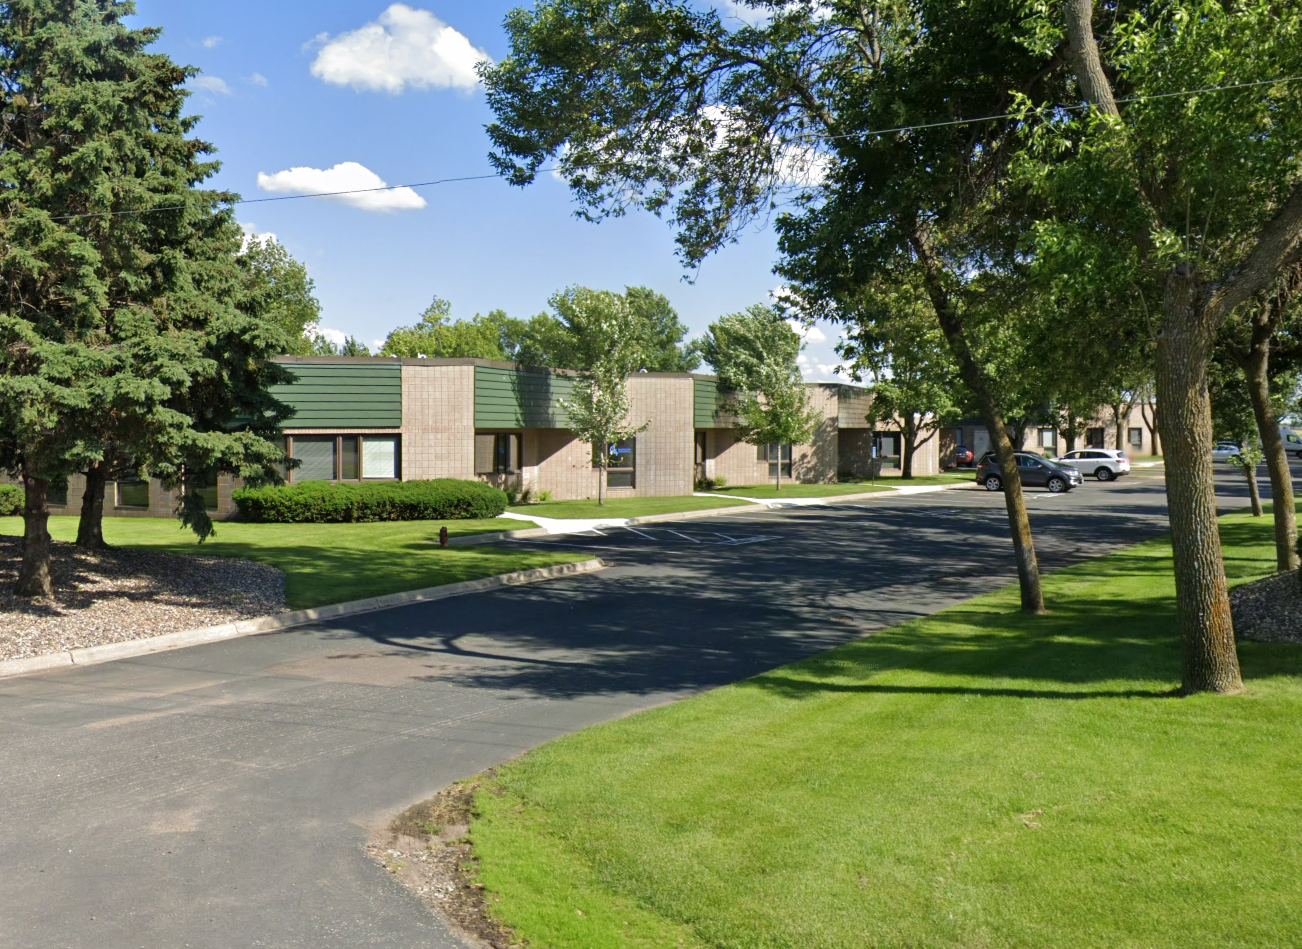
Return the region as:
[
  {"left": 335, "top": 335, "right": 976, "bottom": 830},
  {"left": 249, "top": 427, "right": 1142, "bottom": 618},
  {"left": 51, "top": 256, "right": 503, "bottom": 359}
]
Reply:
[
  {"left": 785, "top": 318, "right": 827, "bottom": 343},
  {"left": 315, "top": 327, "right": 347, "bottom": 347},
  {"left": 371, "top": 339, "right": 386, "bottom": 351},
  {"left": 239, "top": 222, "right": 278, "bottom": 251},
  {"left": 309, "top": 4, "right": 490, "bottom": 93},
  {"left": 255, "top": 161, "right": 427, "bottom": 212},
  {"left": 202, "top": 35, "right": 222, "bottom": 48},
  {"left": 190, "top": 75, "right": 231, "bottom": 95},
  {"left": 246, "top": 72, "right": 269, "bottom": 87}
]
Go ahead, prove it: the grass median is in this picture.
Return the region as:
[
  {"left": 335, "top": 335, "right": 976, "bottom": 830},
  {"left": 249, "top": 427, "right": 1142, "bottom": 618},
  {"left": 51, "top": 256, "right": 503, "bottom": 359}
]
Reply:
[
  {"left": 0, "top": 516, "right": 588, "bottom": 610},
  {"left": 464, "top": 510, "right": 1302, "bottom": 949},
  {"left": 508, "top": 496, "right": 752, "bottom": 519}
]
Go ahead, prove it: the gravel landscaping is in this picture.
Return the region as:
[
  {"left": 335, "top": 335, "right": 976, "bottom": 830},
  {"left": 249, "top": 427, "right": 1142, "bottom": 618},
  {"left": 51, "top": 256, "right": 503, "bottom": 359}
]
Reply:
[
  {"left": 1231, "top": 569, "right": 1302, "bottom": 644},
  {"left": 0, "top": 535, "right": 287, "bottom": 661}
]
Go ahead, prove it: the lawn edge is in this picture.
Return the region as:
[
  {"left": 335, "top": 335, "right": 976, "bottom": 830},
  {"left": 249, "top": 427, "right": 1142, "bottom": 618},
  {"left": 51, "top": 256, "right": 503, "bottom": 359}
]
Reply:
[
  {"left": 462, "top": 480, "right": 975, "bottom": 543},
  {"left": 0, "top": 557, "right": 607, "bottom": 681}
]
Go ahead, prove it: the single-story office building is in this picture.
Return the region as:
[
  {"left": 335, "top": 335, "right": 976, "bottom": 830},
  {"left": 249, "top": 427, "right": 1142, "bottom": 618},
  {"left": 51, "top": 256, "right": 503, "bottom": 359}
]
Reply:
[{"left": 18, "top": 356, "right": 937, "bottom": 520}]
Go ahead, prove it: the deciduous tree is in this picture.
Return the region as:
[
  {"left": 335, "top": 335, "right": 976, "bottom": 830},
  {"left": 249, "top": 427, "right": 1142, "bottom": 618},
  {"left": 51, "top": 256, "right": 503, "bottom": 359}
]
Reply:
[
  {"left": 551, "top": 287, "right": 649, "bottom": 505},
  {"left": 700, "top": 305, "right": 818, "bottom": 490}
]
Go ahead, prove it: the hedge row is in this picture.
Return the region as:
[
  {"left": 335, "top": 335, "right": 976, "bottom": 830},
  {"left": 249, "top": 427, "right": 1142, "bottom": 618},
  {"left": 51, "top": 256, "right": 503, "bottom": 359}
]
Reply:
[
  {"left": 0, "top": 484, "right": 21, "bottom": 516},
  {"left": 231, "top": 479, "right": 507, "bottom": 523}
]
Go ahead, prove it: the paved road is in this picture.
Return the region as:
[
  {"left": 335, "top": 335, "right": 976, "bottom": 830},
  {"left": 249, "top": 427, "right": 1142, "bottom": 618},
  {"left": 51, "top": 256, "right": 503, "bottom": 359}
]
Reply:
[{"left": 0, "top": 468, "right": 1268, "bottom": 948}]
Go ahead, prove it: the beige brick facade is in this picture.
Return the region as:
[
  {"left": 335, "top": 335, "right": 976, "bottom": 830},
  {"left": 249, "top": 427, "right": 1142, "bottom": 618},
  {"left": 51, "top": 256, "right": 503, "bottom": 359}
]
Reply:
[
  {"left": 9, "top": 360, "right": 952, "bottom": 520},
  {"left": 402, "top": 363, "right": 475, "bottom": 480}
]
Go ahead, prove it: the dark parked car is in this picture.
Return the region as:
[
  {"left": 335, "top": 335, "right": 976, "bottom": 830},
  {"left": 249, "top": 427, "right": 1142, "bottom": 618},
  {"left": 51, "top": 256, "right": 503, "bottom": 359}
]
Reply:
[
  {"left": 954, "top": 445, "right": 975, "bottom": 467},
  {"left": 976, "top": 452, "right": 1084, "bottom": 493}
]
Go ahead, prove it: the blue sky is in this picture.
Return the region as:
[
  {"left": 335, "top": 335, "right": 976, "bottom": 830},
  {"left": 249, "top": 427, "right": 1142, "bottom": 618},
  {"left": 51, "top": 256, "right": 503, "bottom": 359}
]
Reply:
[{"left": 129, "top": 1, "right": 844, "bottom": 376}]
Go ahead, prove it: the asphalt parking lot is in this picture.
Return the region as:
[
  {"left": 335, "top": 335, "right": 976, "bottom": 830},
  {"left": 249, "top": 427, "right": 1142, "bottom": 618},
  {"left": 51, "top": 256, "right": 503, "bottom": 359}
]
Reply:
[{"left": 0, "top": 464, "right": 1274, "bottom": 949}]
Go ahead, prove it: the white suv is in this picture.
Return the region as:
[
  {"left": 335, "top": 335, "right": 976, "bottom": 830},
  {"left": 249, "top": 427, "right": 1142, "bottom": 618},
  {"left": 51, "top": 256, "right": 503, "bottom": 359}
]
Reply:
[{"left": 1054, "top": 449, "right": 1130, "bottom": 482}]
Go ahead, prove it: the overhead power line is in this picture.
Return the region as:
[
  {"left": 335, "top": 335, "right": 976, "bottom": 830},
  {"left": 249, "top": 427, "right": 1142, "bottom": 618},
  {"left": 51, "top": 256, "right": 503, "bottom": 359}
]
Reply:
[
  {"left": 800, "top": 73, "right": 1302, "bottom": 143},
  {"left": 47, "top": 171, "right": 522, "bottom": 222},
  {"left": 41, "top": 73, "right": 1302, "bottom": 222}
]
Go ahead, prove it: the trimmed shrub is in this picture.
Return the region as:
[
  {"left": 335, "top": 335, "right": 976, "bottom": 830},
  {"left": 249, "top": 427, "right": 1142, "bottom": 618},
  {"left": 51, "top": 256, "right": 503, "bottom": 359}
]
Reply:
[
  {"left": 232, "top": 479, "right": 507, "bottom": 524},
  {"left": 0, "top": 484, "right": 21, "bottom": 516}
]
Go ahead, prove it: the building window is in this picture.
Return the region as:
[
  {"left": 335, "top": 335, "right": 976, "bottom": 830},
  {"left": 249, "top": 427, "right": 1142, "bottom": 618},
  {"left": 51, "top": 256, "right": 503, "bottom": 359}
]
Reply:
[
  {"left": 48, "top": 479, "right": 68, "bottom": 507},
  {"left": 475, "top": 433, "right": 520, "bottom": 475},
  {"left": 606, "top": 438, "right": 636, "bottom": 488},
  {"left": 188, "top": 468, "right": 219, "bottom": 511},
  {"left": 872, "top": 433, "right": 901, "bottom": 470},
  {"left": 759, "top": 442, "right": 793, "bottom": 479},
  {"left": 1129, "top": 427, "right": 1144, "bottom": 449},
  {"left": 362, "top": 436, "right": 399, "bottom": 479},
  {"left": 292, "top": 436, "right": 337, "bottom": 481},
  {"left": 1039, "top": 428, "right": 1057, "bottom": 449},
  {"left": 1086, "top": 427, "right": 1105, "bottom": 449},
  {"left": 288, "top": 435, "right": 401, "bottom": 482},
  {"left": 116, "top": 478, "right": 149, "bottom": 509}
]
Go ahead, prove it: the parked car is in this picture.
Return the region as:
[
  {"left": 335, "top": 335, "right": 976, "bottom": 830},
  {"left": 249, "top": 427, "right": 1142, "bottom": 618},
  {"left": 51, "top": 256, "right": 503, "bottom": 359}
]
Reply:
[
  {"left": 1054, "top": 448, "right": 1130, "bottom": 482},
  {"left": 976, "top": 449, "right": 1048, "bottom": 467},
  {"left": 954, "top": 445, "right": 975, "bottom": 467},
  {"left": 976, "top": 452, "right": 1084, "bottom": 493},
  {"left": 1281, "top": 428, "right": 1302, "bottom": 459},
  {"left": 1211, "top": 442, "right": 1242, "bottom": 463}
]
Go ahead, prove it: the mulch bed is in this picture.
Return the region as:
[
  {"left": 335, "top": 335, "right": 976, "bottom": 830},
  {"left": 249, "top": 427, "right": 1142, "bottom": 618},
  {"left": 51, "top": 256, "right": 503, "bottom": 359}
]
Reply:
[
  {"left": 0, "top": 534, "right": 287, "bottom": 661},
  {"left": 1230, "top": 569, "right": 1302, "bottom": 644},
  {"left": 368, "top": 774, "right": 522, "bottom": 949}
]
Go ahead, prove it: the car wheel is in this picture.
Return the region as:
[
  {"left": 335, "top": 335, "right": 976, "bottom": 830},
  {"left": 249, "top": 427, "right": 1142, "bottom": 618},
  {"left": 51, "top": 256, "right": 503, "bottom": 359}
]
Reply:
[
  {"left": 1095, "top": 467, "right": 1113, "bottom": 482},
  {"left": 983, "top": 475, "right": 1002, "bottom": 491},
  {"left": 1047, "top": 477, "right": 1068, "bottom": 493}
]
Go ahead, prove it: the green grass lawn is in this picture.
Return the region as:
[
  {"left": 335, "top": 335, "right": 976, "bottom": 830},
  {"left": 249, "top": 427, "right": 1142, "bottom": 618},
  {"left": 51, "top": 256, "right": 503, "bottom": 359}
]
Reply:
[
  {"left": 878, "top": 470, "right": 977, "bottom": 485},
  {"left": 0, "top": 516, "right": 587, "bottom": 610},
  {"left": 711, "top": 481, "right": 893, "bottom": 499},
  {"left": 465, "top": 511, "right": 1302, "bottom": 949},
  {"left": 508, "top": 496, "right": 752, "bottom": 519}
]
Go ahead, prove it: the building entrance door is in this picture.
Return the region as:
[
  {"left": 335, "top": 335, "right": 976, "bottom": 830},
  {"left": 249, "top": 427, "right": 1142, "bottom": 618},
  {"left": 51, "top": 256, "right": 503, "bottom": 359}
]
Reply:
[
  {"left": 972, "top": 428, "right": 990, "bottom": 459},
  {"left": 694, "top": 431, "right": 708, "bottom": 484}
]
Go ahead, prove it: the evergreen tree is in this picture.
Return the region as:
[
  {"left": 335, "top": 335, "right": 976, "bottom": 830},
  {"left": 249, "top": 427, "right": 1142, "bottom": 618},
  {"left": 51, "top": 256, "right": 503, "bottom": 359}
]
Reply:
[{"left": 0, "top": 1, "right": 290, "bottom": 592}]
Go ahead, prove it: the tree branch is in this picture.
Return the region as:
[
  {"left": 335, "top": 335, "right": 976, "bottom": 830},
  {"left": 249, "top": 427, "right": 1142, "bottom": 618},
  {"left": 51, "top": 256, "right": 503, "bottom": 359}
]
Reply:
[{"left": 1206, "top": 182, "right": 1302, "bottom": 324}]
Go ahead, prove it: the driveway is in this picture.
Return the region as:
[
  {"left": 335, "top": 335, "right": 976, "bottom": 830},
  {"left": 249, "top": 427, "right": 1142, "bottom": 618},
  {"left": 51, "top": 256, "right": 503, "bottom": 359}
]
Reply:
[{"left": 0, "top": 470, "right": 1259, "bottom": 948}]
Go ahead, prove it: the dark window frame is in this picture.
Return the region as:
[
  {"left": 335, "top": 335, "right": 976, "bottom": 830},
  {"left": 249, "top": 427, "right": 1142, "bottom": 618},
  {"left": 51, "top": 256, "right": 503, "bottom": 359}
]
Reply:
[
  {"left": 285, "top": 434, "right": 402, "bottom": 483},
  {"left": 115, "top": 477, "right": 150, "bottom": 509},
  {"left": 604, "top": 438, "right": 637, "bottom": 488},
  {"left": 759, "top": 442, "right": 793, "bottom": 479}
]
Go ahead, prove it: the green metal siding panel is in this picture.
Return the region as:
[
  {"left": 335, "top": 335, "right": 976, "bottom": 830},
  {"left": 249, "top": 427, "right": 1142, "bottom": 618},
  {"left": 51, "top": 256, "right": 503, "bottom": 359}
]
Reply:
[
  {"left": 694, "top": 378, "right": 723, "bottom": 428},
  {"left": 272, "top": 364, "right": 402, "bottom": 428},
  {"left": 474, "top": 366, "right": 573, "bottom": 428}
]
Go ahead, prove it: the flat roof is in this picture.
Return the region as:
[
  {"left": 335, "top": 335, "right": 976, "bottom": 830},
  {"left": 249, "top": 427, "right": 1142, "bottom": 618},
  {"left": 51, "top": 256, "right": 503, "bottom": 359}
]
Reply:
[{"left": 270, "top": 355, "right": 869, "bottom": 389}]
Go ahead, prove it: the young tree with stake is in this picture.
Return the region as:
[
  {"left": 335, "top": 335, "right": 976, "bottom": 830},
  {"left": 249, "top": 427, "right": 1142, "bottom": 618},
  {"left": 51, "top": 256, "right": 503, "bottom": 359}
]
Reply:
[
  {"left": 700, "top": 306, "right": 818, "bottom": 490},
  {"left": 552, "top": 288, "right": 648, "bottom": 505}
]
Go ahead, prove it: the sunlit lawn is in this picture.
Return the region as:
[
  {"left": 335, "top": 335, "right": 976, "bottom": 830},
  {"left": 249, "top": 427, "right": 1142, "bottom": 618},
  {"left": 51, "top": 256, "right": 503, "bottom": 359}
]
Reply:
[
  {"left": 0, "top": 516, "right": 587, "bottom": 610},
  {"left": 467, "top": 509, "right": 1302, "bottom": 949},
  {"left": 508, "top": 496, "right": 751, "bottom": 519}
]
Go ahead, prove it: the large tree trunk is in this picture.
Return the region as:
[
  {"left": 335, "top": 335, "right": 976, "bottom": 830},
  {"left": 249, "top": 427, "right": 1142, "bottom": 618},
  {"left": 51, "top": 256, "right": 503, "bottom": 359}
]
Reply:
[
  {"left": 901, "top": 420, "right": 917, "bottom": 479},
  {"left": 1242, "top": 320, "right": 1298, "bottom": 571},
  {"left": 1244, "top": 463, "right": 1264, "bottom": 517},
  {"left": 1155, "top": 275, "right": 1242, "bottom": 694},
  {"left": 1064, "top": 411, "right": 1077, "bottom": 452},
  {"left": 1141, "top": 400, "right": 1161, "bottom": 456},
  {"left": 76, "top": 460, "right": 110, "bottom": 550},
  {"left": 16, "top": 474, "right": 54, "bottom": 598},
  {"left": 913, "top": 224, "right": 1044, "bottom": 613}
]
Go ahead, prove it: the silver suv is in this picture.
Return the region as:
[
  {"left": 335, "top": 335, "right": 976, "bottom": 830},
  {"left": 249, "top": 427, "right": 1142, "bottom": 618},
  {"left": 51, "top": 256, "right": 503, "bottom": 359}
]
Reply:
[{"left": 1054, "top": 449, "right": 1130, "bottom": 482}]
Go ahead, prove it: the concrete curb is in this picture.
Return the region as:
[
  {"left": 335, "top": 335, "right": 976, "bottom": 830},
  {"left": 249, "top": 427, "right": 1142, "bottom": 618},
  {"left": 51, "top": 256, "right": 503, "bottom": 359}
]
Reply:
[{"left": 0, "top": 558, "right": 607, "bottom": 681}]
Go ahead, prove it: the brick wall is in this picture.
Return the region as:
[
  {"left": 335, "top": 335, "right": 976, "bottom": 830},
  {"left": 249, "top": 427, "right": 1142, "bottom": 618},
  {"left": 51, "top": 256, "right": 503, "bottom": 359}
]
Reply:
[
  {"left": 402, "top": 363, "right": 475, "bottom": 480},
  {"left": 626, "top": 375, "right": 694, "bottom": 497},
  {"left": 794, "top": 385, "right": 840, "bottom": 483},
  {"left": 530, "top": 429, "right": 600, "bottom": 500}
]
